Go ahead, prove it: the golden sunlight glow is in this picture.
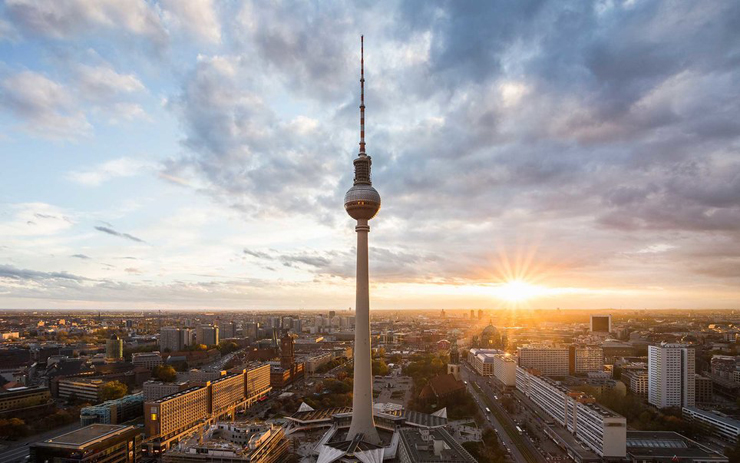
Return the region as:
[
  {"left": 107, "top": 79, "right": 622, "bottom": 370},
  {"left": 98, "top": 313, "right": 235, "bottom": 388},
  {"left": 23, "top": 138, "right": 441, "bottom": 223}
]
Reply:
[{"left": 493, "top": 279, "right": 544, "bottom": 302}]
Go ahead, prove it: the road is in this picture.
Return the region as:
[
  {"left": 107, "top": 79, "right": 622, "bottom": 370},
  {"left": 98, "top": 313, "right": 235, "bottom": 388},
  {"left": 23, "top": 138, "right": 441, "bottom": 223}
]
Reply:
[
  {"left": 461, "top": 364, "right": 546, "bottom": 463},
  {"left": 0, "top": 422, "right": 82, "bottom": 463}
]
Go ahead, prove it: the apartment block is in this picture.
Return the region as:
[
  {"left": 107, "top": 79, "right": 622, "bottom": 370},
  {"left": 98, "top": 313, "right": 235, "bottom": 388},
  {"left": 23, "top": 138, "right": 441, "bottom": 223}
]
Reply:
[
  {"left": 683, "top": 407, "right": 740, "bottom": 444},
  {"left": 648, "top": 343, "right": 695, "bottom": 408},
  {"left": 516, "top": 366, "right": 626, "bottom": 458},
  {"left": 518, "top": 346, "right": 570, "bottom": 376},
  {"left": 132, "top": 352, "right": 163, "bottom": 370}
]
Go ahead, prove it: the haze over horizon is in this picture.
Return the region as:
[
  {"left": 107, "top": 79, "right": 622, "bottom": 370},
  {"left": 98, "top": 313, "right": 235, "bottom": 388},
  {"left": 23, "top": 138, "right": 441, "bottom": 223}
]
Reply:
[{"left": 1, "top": 1, "right": 739, "bottom": 311}]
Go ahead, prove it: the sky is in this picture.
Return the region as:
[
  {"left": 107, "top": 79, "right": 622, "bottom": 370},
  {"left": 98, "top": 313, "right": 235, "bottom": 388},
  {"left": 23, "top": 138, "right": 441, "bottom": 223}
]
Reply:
[{"left": 0, "top": 0, "right": 739, "bottom": 312}]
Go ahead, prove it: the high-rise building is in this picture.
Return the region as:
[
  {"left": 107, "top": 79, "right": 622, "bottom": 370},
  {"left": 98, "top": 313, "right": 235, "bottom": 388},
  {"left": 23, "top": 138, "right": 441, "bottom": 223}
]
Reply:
[
  {"left": 180, "top": 328, "right": 195, "bottom": 347},
  {"left": 218, "top": 321, "right": 235, "bottom": 339},
  {"left": 648, "top": 343, "right": 695, "bottom": 409},
  {"left": 197, "top": 325, "right": 219, "bottom": 347},
  {"left": 343, "top": 35, "right": 382, "bottom": 446},
  {"left": 160, "top": 327, "right": 182, "bottom": 353},
  {"left": 105, "top": 335, "right": 123, "bottom": 360},
  {"left": 590, "top": 314, "right": 611, "bottom": 333}
]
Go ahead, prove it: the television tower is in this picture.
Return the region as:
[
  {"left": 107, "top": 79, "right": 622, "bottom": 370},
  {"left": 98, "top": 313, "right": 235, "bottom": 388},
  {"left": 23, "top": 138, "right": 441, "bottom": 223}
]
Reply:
[{"left": 344, "top": 35, "right": 382, "bottom": 445}]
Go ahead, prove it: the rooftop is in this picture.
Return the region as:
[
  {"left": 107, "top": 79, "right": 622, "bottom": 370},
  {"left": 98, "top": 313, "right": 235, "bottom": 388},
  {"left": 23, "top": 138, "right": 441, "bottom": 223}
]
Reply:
[
  {"left": 399, "top": 428, "right": 476, "bottom": 462},
  {"left": 38, "top": 424, "right": 134, "bottom": 449}
]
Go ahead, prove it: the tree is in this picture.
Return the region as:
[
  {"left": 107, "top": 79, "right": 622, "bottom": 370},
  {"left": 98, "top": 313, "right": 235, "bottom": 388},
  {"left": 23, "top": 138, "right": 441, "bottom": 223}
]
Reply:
[
  {"left": 0, "top": 418, "right": 29, "bottom": 440},
  {"left": 372, "top": 359, "right": 389, "bottom": 376},
  {"left": 152, "top": 365, "right": 177, "bottom": 382},
  {"left": 100, "top": 381, "right": 128, "bottom": 401}
]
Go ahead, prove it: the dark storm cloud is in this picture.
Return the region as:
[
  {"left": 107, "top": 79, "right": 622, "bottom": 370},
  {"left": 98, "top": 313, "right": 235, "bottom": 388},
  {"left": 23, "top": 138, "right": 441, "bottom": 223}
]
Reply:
[{"left": 94, "top": 226, "right": 145, "bottom": 243}]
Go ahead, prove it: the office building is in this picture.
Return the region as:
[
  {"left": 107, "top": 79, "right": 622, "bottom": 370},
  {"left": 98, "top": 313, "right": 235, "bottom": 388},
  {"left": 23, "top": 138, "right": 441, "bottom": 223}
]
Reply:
[
  {"left": 197, "top": 325, "right": 219, "bottom": 347},
  {"left": 493, "top": 354, "right": 517, "bottom": 387},
  {"left": 516, "top": 366, "right": 626, "bottom": 458},
  {"left": 106, "top": 335, "right": 124, "bottom": 360},
  {"left": 570, "top": 346, "right": 604, "bottom": 374},
  {"left": 590, "top": 314, "right": 611, "bottom": 333},
  {"left": 30, "top": 424, "right": 142, "bottom": 463},
  {"left": 683, "top": 407, "right": 740, "bottom": 444},
  {"left": 144, "top": 363, "right": 271, "bottom": 454},
  {"left": 468, "top": 348, "right": 501, "bottom": 376},
  {"left": 648, "top": 343, "right": 695, "bottom": 408},
  {"left": 161, "top": 422, "right": 288, "bottom": 463},
  {"left": 58, "top": 377, "right": 107, "bottom": 403},
  {"left": 132, "top": 352, "right": 163, "bottom": 370},
  {"left": 0, "top": 386, "right": 51, "bottom": 414},
  {"left": 80, "top": 393, "right": 144, "bottom": 425},
  {"left": 218, "top": 321, "right": 236, "bottom": 339},
  {"left": 143, "top": 381, "right": 190, "bottom": 402},
  {"left": 398, "top": 428, "right": 476, "bottom": 463},
  {"left": 518, "top": 345, "right": 570, "bottom": 376}
]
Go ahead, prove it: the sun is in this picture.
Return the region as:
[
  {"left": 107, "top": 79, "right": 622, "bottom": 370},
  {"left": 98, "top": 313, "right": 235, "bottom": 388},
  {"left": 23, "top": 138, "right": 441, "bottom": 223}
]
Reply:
[{"left": 494, "top": 279, "right": 542, "bottom": 303}]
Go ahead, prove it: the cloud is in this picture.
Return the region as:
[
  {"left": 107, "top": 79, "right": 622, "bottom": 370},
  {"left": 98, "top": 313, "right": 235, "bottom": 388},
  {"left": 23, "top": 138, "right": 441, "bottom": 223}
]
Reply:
[
  {"left": 68, "top": 157, "right": 155, "bottom": 186},
  {"left": 0, "top": 264, "right": 93, "bottom": 282},
  {"left": 5, "top": 0, "right": 167, "bottom": 45},
  {"left": 70, "top": 254, "right": 91, "bottom": 259},
  {"left": 75, "top": 64, "right": 145, "bottom": 99},
  {"left": 94, "top": 226, "right": 146, "bottom": 243},
  {"left": 161, "top": 0, "right": 221, "bottom": 44},
  {"left": 0, "top": 71, "right": 92, "bottom": 139}
]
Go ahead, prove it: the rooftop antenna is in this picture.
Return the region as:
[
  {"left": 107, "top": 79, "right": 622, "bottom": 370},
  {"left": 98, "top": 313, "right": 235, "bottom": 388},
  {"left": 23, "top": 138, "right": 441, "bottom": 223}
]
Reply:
[{"left": 359, "top": 35, "right": 366, "bottom": 155}]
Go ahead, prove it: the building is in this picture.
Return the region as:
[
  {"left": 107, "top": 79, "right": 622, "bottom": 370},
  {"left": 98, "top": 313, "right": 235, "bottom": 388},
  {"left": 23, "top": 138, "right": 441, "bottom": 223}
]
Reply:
[
  {"left": 417, "top": 374, "right": 465, "bottom": 405},
  {"left": 106, "top": 335, "right": 124, "bottom": 360},
  {"left": 518, "top": 345, "right": 570, "bottom": 376},
  {"left": 397, "top": 428, "right": 476, "bottom": 463},
  {"left": 58, "top": 377, "right": 107, "bottom": 403},
  {"left": 144, "top": 364, "right": 271, "bottom": 454},
  {"left": 683, "top": 407, "right": 740, "bottom": 444},
  {"left": 0, "top": 386, "right": 53, "bottom": 420},
  {"left": 493, "top": 354, "right": 517, "bottom": 387},
  {"left": 695, "top": 374, "right": 713, "bottom": 403},
  {"left": 571, "top": 346, "right": 604, "bottom": 374},
  {"left": 648, "top": 343, "right": 695, "bottom": 408},
  {"left": 132, "top": 352, "right": 163, "bottom": 370},
  {"left": 626, "top": 430, "right": 729, "bottom": 463},
  {"left": 30, "top": 424, "right": 142, "bottom": 463},
  {"left": 620, "top": 364, "right": 648, "bottom": 397},
  {"left": 590, "top": 314, "right": 611, "bottom": 333},
  {"left": 479, "top": 323, "right": 503, "bottom": 348},
  {"left": 197, "top": 325, "right": 219, "bottom": 347},
  {"left": 161, "top": 422, "right": 288, "bottom": 463},
  {"left": 80, "top": 393, "right": 144, "bottom": 425},
  {"left": 468, "top": 348, "right": 502, "bottom": 376},
  {"left": 516, "top": 366, "right": 626, "bottom": 458},
  {"left": 160, "top": 327, "right": 182, "bottom": 353},
  {"left": 143, "top": 380, "right": 190, "bottom": 402},
  {"left": 304, "top": 352, "right": 333, "bottom": 375}
]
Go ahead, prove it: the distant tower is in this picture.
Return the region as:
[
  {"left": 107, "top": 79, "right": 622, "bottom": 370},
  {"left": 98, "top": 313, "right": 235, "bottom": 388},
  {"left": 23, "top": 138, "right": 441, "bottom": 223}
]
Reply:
[
  {"left": 448, "top": 339, "right": 461, "bottom": 380},
  {"left": 344, "top": 36, "right": 382, "bottom": 445}
]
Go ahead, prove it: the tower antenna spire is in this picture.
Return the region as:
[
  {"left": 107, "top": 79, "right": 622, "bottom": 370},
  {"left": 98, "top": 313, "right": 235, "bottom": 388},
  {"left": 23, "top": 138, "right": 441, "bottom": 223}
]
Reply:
[{"left": 359, "top": 35, "right": 366, "bottom": 155}]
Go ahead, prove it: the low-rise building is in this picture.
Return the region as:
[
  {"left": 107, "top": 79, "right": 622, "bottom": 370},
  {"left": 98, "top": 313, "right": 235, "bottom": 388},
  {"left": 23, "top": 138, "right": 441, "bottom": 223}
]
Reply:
[
  {"left": 30, "top": 424, "right": 142, "bottom": 463},
  {"left": 620, "top": 364, "right": 648, "bottom": 397},
  {"left": 626, "top": 430, "right": 728, "bottom": 462},
  {"left": 57, "top": 377, "right": 106, "bottom": 403},
  {"left": 468, "top": 348, "right": 501, "bottom": 376},
  {"left": 683, "top": 407, "right": 740, "bottom": 445},
  {"left": 161, "top": 422, "right": 288, "bottom": 463},
  {"left": 80, "top": 393, "right": 144, "bottom": 425},
  {"left": 143, "top": 380, "right": 190, "bottom": 402},
  {"left": 132, "top": 352, "right": 163, "bottom": 370},
  {"left": 518, "top": 345, "right": 570, "bottom": 376},
  {"left": 398, "top": 428, "right": 476, "bottom": 463}
]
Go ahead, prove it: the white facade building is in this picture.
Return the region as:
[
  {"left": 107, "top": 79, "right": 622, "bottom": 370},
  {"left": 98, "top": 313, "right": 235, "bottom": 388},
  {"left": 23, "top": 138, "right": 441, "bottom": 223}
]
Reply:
[
  {"left": 648, "top": 343, "right": 695, "bottom": 409},
  {"left": 683, "top": 407, "right": 740, "bottom": 444},
  {"left": 493, "top": 354, "right": 517, "bottom": 387},
  {"left": 468, "top": 348, "right": 501, "bottom": 376},
  {"left": 516, "top": 366, "right": 626, "bottom": 458}
]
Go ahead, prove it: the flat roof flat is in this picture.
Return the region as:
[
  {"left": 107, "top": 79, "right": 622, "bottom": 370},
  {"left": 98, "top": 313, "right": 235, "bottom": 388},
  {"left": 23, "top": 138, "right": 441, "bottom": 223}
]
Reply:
[{"left": 40, "top": 424, "right": 131, "bottom": 448}]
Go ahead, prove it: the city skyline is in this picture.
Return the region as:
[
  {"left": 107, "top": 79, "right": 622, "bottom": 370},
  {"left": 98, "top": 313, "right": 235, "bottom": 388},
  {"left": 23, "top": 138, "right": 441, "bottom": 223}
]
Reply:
[{"left": 2, "top": 1, "right": 740, "bottom": 311}]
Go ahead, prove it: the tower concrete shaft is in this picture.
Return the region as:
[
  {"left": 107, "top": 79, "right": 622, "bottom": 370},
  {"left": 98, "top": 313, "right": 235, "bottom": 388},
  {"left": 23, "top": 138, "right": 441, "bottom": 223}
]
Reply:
[{"left": 347, "top": 218, "right": 381, "bottom": 445}]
